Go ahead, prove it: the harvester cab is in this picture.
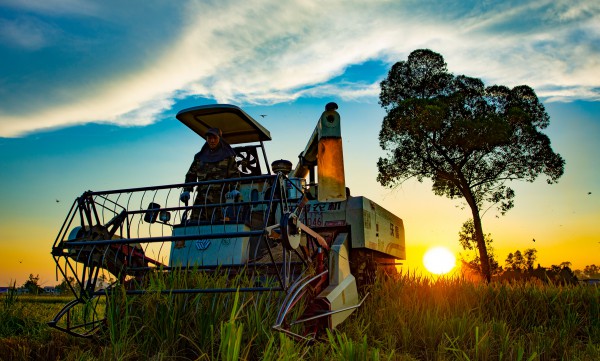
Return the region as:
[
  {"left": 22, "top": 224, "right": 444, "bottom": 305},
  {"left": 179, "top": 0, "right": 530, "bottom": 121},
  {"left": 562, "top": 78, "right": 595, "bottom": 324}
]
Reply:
[{"left": 49, "top": 103, "right": 405, "bottom": 340}]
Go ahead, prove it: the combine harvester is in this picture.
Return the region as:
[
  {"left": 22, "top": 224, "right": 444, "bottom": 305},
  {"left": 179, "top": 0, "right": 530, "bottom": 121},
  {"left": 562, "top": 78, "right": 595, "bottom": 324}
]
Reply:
[{"left": 49, "top": 103, "right": 405, "bottom": 340}]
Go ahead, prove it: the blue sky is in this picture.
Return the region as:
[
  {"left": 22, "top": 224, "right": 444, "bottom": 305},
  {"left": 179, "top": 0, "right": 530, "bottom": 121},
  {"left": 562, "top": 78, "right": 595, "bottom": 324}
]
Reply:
[{"left": 0, "top": 0, "right": 599, "bottom": 285}]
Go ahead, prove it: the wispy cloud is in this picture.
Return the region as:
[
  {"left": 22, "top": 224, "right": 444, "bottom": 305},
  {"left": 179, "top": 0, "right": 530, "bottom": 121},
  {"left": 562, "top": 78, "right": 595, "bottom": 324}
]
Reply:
[
  {"left": 0, "top": 0, "right": 100, "bottom": 17},
  {"left": 0, "top": 0, "right": 598, "bottom": 137},
  {"left": 0, "top": 16, "right": 60, "bottom": 50}
]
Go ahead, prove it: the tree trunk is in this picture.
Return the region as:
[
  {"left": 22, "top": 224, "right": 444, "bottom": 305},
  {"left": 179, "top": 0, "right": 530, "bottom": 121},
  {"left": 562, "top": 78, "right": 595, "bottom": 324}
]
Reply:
[
  {"left": 471, "top": 208, "right": 491, "bottom": 282},
  {"left": 461, "top": 185, "right": 492, "bottom": 282},
  {"left": 457, "top": 176, "right": 492, "bottom": 282}
]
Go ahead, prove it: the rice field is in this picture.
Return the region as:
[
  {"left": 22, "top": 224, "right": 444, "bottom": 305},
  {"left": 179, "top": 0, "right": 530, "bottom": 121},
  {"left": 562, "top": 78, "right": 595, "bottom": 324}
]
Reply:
[{"left": 1, "top": 273, "right": 598, "bottom": 360}]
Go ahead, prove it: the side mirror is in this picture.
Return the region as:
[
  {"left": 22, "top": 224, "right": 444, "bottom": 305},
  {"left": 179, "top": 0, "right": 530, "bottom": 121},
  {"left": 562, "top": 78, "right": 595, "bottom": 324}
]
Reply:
[{"left": 144, "top": 203, "right": 161, "bottom": 223}]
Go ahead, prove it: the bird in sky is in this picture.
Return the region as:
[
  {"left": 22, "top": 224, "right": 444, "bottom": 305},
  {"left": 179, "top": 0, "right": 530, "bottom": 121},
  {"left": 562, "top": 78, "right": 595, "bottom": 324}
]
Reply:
[
  {"left": 260, "top": 114, "right": 267, "bottom": 118},
  {"left": 588, "top": 192, "right": 592, "bottom": 195},
  {"left": 532, "top": 238, "right": 536, "bottom": 242},
  {"left": 56, "top": 199, "right": 60, "bottom": 203}
]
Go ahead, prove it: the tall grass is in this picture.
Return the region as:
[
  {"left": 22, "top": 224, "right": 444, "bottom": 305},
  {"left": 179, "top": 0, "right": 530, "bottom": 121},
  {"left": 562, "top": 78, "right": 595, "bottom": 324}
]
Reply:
[
  {"left": 347, "top": 272, "right": 600, "bottom": 360},
  {"left": 0, "top": 290, "right": 95, "bottom": 360},
  {"left": 1, "top": 271, "right": 598, "bottom": 360},
  {"left": 98, "top": 269, "right": 290, "bottom": 360}
]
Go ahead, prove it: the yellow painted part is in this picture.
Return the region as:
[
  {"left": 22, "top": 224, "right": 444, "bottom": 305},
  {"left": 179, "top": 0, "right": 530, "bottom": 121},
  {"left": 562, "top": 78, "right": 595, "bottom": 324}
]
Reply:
[
  {"left": 329, "top": 233, "right": 351, "bottom": 286},
  {"left": 318, "top": 276, "right": 359, "bottom": 329},
  {"left": 317, "top": 232, "right": 359, "bottom": 329},
  {"left": 317, "top": 138, "right": 346, "bottom": 202}
]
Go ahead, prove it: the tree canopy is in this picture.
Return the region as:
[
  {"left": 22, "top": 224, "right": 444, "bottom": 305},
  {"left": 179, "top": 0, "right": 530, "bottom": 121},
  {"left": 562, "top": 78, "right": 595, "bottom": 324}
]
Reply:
[
  {"left": 505, "top": 248, "right": 537, "bottom": 271},
  {"left": 22, "top": 273, "right": 43, "bottom": 295},
  {"left": 378, "top": 49, "right": 565, "bottom": 281},
  {"left": 575, "top": 264, "right": 600, "bottom": 279}
]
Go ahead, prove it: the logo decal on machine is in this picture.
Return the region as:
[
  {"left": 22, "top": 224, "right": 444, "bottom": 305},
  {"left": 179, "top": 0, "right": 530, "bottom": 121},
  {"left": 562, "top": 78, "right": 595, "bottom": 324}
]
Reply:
[{"left": 195, "top": 239, "right": 211, "bottom": 251}]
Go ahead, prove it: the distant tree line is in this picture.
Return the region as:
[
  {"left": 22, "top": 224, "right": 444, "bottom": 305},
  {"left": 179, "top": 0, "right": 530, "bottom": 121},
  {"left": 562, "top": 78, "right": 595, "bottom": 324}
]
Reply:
[
  {"left": 498, "top": 249, "right": 578, "bottom": 285},
  {"left": 574, "top": 264, "right": 600, "bottom": 280},
  {"left": 13, "top": 274, "right": 114, "bottom": 295},
  {"left": 458, "top": 221, "right": 595, "bottom": 284}
]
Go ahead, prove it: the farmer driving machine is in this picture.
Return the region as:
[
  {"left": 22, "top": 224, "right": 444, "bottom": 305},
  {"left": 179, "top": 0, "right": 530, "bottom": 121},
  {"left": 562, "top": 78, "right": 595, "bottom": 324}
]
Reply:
[{"left": 49, "top": 103, "right": 405, "bottom": 340}]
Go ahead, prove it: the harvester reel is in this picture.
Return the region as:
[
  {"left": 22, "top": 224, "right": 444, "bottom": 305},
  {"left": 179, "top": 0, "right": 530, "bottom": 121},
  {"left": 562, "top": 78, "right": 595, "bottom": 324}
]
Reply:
[
  {"left": 67, "top": 224, "right": 147, "bottom": 282},
  {"left": 280, "top": 212, "right": 301, "bottom": 250}
]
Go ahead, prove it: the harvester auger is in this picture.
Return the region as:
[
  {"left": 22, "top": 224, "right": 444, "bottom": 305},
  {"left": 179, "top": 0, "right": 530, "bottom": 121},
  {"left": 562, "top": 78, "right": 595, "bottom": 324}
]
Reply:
[{"left": 49, "top": 103, "right": 405, "bottom": 340}]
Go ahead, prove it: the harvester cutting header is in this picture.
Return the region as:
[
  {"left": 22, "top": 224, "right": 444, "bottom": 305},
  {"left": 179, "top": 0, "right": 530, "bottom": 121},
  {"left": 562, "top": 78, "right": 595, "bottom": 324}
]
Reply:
[{"left": 49, "top": 103, "right": 406, "bottom": 340}]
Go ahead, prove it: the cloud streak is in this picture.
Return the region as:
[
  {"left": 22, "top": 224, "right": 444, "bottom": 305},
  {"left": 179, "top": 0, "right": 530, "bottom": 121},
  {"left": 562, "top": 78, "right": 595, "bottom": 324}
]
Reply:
[
  {"left": 0, "top": 0, "right": 100, "bottom": 17},
  {"left": 0, "top": 0, "right": 598, "bottom": 137},
  {"left": 0, "top": 16, "right": 60, "bottom": 50}
]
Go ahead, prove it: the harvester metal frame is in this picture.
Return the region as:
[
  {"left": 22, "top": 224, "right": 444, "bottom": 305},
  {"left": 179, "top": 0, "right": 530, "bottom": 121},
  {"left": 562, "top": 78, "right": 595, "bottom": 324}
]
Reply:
[
  {"left": 48, "top": 103, "right": 405, "bottom": 340},
  {"left": 49, "top": 174, "right": 339, "bottom": 339}
]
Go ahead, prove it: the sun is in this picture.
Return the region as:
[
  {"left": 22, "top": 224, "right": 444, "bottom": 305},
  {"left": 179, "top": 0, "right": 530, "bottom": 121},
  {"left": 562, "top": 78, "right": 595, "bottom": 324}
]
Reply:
[{"left": 423, "top": 246, "right": 456, "bottom": 275}]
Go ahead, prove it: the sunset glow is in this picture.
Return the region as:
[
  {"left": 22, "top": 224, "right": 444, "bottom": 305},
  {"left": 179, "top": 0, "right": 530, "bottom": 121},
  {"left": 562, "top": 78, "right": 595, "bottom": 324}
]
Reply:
[{"left": 423, "top": 247, "right": 456, "bottom": 275}]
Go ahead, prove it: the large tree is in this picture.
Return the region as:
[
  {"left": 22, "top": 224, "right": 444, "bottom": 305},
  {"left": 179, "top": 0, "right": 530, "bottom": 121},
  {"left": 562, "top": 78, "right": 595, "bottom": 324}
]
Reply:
[{"left": 377, "top": 49, "right": 564, "bottom": 282}]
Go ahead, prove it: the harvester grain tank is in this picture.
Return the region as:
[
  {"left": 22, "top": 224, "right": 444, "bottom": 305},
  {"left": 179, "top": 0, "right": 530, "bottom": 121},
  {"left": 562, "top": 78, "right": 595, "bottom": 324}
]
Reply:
[{"left": 49, "top": 103, "right": 405, "bottom": 340}]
